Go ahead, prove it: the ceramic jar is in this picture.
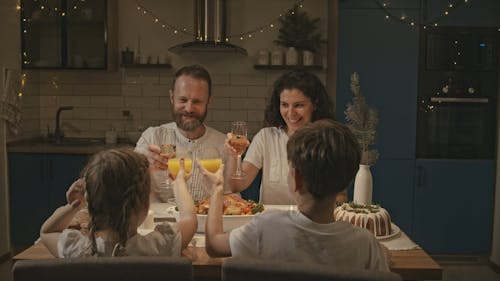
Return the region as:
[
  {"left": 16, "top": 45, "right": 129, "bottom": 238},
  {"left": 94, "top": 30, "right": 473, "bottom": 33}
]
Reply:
[
  {"left": 303, "top": 50, "right": 314, "bottom": 66},
  {"left": 257, "top": 49, "right": 270, "bottom": 65},
  {"left": 285, "top": 47, "right": 298, "bottom": 65},
  {"left": 271, "top": 49, "right": 283, "bottom": 65}
]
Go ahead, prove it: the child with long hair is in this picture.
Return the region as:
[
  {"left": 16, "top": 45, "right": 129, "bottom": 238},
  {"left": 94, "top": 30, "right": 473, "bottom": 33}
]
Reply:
[{"left": 40, "top": 147, "right": 197, "bottom": 257}]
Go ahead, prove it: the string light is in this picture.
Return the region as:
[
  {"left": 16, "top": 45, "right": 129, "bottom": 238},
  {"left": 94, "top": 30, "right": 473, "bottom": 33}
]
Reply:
[
  {"left": 374, "top": 0, "right": 473, "bottom": 28},
  {"left": 134, "top": 0, "right": 306, "bottom": 41}
]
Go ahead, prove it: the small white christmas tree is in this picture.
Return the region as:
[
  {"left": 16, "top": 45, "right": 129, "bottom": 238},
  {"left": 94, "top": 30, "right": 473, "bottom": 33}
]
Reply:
[{"left": 345, "top": 72, "right": 379, "bottom": 165}]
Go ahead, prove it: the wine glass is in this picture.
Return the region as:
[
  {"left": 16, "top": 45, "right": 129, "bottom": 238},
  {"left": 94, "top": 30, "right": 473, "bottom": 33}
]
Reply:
[{"left": 230, "top": 121, "right": 248, "bottom": 179}]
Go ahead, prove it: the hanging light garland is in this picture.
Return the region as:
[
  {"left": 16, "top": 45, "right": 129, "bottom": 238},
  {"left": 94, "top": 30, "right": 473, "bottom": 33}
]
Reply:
[
  {"left": 373, "top": 0, "right": 477, "bottom": 28},
  {"left": 134, "top": 0, "right": 306, "bottom": 42}
]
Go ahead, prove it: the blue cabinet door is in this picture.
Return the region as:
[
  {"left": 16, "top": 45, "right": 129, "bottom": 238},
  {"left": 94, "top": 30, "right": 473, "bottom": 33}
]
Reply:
[
  {"left": 47, "top": 154, "right": 88, "bottom": 212},
  {"left": 336, "top": 4, "right": 419, "bottom": 159},
  {"left": 8, "top": 152, "right": 88, "bottom": 247},
  {"left": 371, "top": 159, "right": 415, "bottom": 235},
  {"left": 8, "top": 153, "right": 49, "bottom": 246},
  {"left": 413, "top": 159, "right": 495, "bottom": 255}
]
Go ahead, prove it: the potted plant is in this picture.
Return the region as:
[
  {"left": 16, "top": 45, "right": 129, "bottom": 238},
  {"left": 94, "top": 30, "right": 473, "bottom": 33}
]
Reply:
[{"left": 274, "top": 4, "right": 322, "bottom": 66}]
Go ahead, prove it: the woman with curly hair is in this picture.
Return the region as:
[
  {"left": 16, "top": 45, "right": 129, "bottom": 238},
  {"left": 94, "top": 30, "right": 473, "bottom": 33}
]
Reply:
[
  {"left": 225, "top": 70, "right": 335, "bottom": 204},
  {"left": 40, "top": 147, "right": 197, "bottom": 257}
]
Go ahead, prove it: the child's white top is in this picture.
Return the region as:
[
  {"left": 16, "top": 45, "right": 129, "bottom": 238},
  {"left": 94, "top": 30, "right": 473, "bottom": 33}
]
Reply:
[
  {"left": 57, "top": 223, "right": 182, "bottom": 257},
  {"left": 229, "top": 209, "right": 389, "bottom": 271}
]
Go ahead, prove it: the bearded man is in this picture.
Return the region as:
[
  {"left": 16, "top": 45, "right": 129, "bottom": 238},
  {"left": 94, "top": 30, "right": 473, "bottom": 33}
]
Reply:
[{"left": 135, "top": 65, "right": 226, "bottom": 202}]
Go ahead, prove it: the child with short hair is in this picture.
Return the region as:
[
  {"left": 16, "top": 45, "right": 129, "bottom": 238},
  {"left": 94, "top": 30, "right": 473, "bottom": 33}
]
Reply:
[
  {"left": 40, "top": 147, "right": 197, "bottom": 257},
  {"left": 201, "top": 119, "right": 389, "bottom": 271}
]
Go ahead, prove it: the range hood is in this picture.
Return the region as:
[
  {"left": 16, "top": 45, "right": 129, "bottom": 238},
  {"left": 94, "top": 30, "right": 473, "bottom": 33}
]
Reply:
[{"left": 169, "top": 0, "right": 247, "bottom": 55}]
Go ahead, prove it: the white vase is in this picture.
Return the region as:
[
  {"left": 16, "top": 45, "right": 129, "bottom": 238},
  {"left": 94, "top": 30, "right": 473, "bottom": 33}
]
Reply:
[
  {"left": 285, "top": 47, "right": 298, "bottom": 65},
  {"left": 353, "top": 164, "right": 373, "bottom": 205}
]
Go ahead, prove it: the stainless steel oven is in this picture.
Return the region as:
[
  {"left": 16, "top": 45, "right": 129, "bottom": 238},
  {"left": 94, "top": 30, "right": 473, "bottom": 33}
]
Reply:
[
  {"left": 416, "top": 95, "right": 496, "bottom": 159},
  {"left": 417, "top": 26, "right": 499, "bottom": 159}
]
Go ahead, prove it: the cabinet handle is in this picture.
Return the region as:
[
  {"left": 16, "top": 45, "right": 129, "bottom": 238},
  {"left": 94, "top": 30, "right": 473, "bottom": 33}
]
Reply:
[
  {"left": 49, "top": 159, "right": 54, "bottom": 181},
  {"left": 430, "top": 97, "right": 489, "bottom": 103},
  {"left": 417, "top": 166, "right": 425, "bottom": 189},
  {"left": 40, "top": 159, "right": 45, "bottom": 183}
]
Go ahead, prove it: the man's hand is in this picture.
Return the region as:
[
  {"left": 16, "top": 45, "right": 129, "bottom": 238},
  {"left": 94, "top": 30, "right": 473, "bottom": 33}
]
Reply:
[{"left": 146, "top": 144, "right": 170, "bottom": 170}]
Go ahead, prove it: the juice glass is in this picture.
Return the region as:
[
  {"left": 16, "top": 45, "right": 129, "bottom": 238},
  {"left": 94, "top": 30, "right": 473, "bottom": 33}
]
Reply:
[
  {"left": 167, "top": 150, "right": 193, "bottom": 179},
  {"left": 197, "top": 148, "right": 222, "bottom": 173}
]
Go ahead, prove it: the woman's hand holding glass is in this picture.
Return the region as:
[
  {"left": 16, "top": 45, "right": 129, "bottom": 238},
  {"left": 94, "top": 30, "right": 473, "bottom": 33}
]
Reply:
[{"left": 228, "top": 121, "right": 249, "bottom": 179}]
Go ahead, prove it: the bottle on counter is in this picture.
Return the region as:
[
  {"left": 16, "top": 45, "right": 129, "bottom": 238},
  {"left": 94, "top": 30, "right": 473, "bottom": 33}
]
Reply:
[{"left": 105, "top": 127, "right": 117, "bottom": 144}]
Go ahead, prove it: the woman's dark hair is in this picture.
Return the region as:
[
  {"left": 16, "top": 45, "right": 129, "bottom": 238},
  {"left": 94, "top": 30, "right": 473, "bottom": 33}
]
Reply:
[
  {"left": 264, "top": 70, "right": 334, "bottom": 127},
  {"left": 171, "top": 64, "right": 212, "bottom": 96}
]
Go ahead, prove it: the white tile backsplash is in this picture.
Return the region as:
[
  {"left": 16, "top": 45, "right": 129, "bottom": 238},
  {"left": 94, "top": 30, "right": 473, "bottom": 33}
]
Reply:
[{"left": 24, "top": 68, "right": 325, "bottom": 138}]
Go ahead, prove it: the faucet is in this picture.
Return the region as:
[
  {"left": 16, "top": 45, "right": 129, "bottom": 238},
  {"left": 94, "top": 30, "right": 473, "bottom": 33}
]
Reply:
[{"left": 54, "top": 106, "right": 74, "bottom": 143}]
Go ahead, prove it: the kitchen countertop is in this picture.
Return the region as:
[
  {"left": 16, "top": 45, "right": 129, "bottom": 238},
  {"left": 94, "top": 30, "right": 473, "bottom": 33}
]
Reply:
[{"left": 7, "top": 137, "right": 135, "bottom": 154}]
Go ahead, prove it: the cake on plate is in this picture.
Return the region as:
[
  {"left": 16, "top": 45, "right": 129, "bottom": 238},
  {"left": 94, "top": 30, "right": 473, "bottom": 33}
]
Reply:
[{"left": 334, "top": 202, "right": 392, "bottom": 237}]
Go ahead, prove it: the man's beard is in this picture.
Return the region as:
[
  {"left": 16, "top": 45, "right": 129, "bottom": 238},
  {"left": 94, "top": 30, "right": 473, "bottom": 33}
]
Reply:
[{"left": 172, "top": 110, "right": 207, "bottom": 132}]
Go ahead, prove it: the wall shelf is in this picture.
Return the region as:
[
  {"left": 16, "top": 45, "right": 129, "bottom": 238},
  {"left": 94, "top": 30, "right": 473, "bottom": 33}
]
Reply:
[
  {"left": 253, "top": 65, "right": 323, "bottom": 71},
  {"left": 120, "top": 63, "right": 172, "bottom": 69}
]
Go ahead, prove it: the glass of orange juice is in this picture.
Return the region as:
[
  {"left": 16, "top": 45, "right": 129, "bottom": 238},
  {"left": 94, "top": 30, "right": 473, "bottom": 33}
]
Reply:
[
  {"left": 197, "top": 148, "right": 222, "bottom": 173},
  {"left": 167, "top": 150, "right": 193, "bottom": 179}
]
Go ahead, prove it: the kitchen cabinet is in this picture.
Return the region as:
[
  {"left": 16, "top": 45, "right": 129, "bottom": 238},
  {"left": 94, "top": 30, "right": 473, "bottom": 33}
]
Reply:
[
  {"left": 8, "top": 153, "right": 87, "bottom": 246},
  {"left": 412, "top": 159, "right": 495, "bottom": 255},
  {"left": 336, "top": 1, "right": 497, "bottom": 255},
  {"left": 371, "top": 160, "right": 415, "bottom": 235},
  {"left": 21, "top": 0, "right": 116, "bottom": 69},
  {"left": 253, "top": 65, "right": 323, "bottom": 71}
]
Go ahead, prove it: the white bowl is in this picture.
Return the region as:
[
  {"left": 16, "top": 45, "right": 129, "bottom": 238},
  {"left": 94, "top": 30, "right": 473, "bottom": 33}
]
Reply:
[{"left": 169, "top": 205, "right": 297, "bottom": 233}]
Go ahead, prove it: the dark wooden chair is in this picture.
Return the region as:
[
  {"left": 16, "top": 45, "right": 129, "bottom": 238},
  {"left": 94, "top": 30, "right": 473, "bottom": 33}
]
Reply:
[
  {"left": 222, "top": 257, "right": 402, "bottom": 281},
  {"left": 13, "top": 256, "right": 193, "bottom": 281}
]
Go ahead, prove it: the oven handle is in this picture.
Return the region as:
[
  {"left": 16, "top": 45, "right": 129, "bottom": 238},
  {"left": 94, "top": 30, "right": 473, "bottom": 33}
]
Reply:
[{"left": 430, "top": 97, "right": 489, "bottom": 103}]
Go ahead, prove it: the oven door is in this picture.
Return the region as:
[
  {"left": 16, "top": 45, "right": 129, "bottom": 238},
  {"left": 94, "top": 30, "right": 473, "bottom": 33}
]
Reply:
[{"left": 416, "top": 97, "right": 496, "bottom": 159}]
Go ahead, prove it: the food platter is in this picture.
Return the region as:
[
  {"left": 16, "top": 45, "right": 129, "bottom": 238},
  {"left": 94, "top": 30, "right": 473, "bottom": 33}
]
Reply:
[
  {"left": 167, "top": 206, "right": 256, "bottom": 233},
  {"left": 376, "top": 223, "right": 400, "bottom": 240}
]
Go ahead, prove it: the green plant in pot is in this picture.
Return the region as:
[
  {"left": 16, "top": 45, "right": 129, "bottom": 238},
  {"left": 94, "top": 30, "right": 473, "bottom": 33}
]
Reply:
[{"left": 274, "top": 4, "right": 321, "bottom": 65}]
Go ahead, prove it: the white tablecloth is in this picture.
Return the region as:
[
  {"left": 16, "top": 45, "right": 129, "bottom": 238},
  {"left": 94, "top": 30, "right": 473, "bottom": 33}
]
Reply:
[
  {"left": 149, "top": 203, "right": 420, "bottom": 251},
  {"left": 379, "top": 228, "right": 420, "bottom": 251}
]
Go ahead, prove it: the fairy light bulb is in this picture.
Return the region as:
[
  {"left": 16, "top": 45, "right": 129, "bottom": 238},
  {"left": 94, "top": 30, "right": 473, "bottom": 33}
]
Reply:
[{"left": 270, "top": 23, "right": 274, "bottom": 28}]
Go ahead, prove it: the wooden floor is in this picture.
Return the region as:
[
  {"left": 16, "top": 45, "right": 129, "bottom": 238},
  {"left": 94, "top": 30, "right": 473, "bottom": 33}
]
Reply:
[{"left": 2, "top": 255, "right": 499, "bottom": 281}]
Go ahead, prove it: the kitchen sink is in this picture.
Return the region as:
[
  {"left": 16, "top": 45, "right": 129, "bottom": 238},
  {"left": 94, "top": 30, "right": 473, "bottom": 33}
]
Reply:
[{"left": 55, "top": 137, "right": 106, "bottom": 146}]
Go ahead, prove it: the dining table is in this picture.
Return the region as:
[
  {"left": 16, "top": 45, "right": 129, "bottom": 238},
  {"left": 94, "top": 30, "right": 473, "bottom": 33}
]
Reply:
[{"left": 13, "top": 203, "right": 442, "bottom": 281}]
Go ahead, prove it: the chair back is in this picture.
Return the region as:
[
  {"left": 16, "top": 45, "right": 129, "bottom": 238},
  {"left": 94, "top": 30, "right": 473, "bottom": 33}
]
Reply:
[
  {"left": 222, "top": 258, "right": 402, "bottom": 281},
  {"left": 13, "top": 256, "right": 193, "bottom": 281}
]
